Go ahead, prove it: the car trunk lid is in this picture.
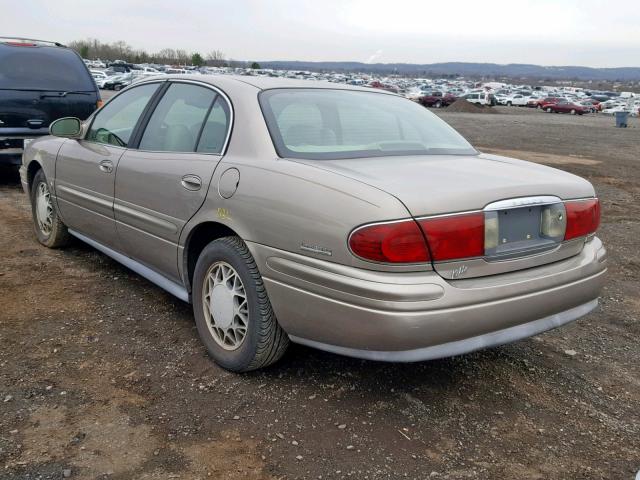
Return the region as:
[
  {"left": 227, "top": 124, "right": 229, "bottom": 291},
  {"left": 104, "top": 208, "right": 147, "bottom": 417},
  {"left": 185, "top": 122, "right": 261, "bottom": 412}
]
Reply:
[{"left": 294, "top": 153, "right": 596, "bottom": 278}]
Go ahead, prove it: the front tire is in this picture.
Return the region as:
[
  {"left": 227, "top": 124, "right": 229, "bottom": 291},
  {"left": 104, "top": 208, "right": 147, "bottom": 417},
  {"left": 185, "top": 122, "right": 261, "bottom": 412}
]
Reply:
[
  {"left": 30, "top": 169, "right": 70, "bottom": 248},
  {"left": 192, "top": 236, "right": 289, "bottom": 372}
]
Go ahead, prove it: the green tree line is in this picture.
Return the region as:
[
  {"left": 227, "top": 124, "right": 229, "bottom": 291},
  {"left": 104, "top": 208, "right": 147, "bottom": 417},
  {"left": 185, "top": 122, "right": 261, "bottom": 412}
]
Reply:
[{"left": 67, "top": 38, "right": 260, "bottom": 68}]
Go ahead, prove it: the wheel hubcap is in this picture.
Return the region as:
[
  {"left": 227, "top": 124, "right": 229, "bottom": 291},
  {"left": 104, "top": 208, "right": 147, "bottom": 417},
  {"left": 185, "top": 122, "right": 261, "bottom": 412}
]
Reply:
[
  {"left": 35, "top": 182, "right": 53, "bottom": 235},
  {"left": 202, "top": 261, "right": 248, "bottom": 350}
]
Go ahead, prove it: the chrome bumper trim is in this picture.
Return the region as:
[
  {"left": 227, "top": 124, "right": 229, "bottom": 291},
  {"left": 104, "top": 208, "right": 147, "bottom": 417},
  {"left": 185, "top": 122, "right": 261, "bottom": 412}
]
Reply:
[{"left": 289, "top": 299, "right": 598, "bottom": 362}]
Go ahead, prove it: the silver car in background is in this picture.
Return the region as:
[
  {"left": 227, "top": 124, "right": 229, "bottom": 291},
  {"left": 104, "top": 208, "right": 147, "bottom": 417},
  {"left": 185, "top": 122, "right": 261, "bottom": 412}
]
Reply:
[{"left": 20, "top": 75, "right": 606, "bottom": 372}]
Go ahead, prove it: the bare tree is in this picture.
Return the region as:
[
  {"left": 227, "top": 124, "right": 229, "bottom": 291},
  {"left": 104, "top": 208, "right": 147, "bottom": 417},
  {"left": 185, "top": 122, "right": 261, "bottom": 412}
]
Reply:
[
  {"left": 67, "top": 38, "right": 227, "bottom": 67},
  {"left": 206, "top": 50, "right": 227, "bottom": 67},
  {"left": 175, "top": 49, "right": 189, "bottom": 66},
  {"left": 157, "top": 48, "right": 177, "bottom": 64}
]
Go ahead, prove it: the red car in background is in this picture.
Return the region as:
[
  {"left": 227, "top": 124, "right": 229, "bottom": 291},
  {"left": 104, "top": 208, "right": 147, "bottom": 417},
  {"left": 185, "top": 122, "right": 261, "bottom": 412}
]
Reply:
[
  {"left": 580, "top": 98, "right": 602, "bottom": 112},
  {"left": 543, "top": 100, "right": 590, "bottom": 115},
  {"left": 418, "top": 91, "right": 457, "bottom": 108},
  {"left": 368, "top": 81, "right": 399, "bottom": 94},
  {"left": 530, "top": 96, "right": 564, "bottom": 109}
]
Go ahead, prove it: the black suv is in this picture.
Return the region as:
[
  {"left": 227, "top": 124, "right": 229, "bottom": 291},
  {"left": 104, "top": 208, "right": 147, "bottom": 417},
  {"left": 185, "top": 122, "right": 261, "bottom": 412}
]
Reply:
[{"left": 0, "top": 38, "right": 101, "bottom": 166}]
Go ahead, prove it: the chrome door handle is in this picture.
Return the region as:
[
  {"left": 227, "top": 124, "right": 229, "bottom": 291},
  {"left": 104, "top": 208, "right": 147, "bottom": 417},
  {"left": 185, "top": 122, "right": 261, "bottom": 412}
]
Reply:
[
  {"left": 181, "top": 175, "right": 202, "bottom": 191},
  {"left": 99, "top": 160, "right": 113, "bottom": 173}
]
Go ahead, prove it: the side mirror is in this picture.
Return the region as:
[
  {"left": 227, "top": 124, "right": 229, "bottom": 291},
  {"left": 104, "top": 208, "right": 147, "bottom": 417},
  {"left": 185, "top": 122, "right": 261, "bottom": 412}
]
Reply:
[{"left": 49, "top": 117, "right": 82, "bottom": 138}]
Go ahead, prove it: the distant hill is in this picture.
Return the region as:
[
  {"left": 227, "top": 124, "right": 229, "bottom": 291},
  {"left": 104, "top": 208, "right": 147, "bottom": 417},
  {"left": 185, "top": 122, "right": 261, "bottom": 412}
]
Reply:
[{"left": 258, "top": 61, "right": 640, "bottom": 81}]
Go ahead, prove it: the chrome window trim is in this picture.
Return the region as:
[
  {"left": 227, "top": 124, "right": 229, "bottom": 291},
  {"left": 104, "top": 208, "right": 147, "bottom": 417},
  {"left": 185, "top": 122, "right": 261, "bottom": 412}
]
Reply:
[{"left": 82, "top": 79, "right": 234, "bottom": 156}]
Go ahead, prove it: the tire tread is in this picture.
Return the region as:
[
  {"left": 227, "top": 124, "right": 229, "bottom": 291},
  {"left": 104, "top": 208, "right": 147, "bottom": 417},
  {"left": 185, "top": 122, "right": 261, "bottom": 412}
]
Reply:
[{"left": 197, "top": 236, "right": 289, "bottom": 371}]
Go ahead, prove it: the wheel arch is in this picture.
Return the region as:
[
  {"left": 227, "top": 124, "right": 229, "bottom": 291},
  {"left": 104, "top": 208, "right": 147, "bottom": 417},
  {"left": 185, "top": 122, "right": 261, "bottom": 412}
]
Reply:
[
  {"left": 26, "top": 160, "right": 45, "bottom": 194},
  {"left": 182, "top": 221, "right": 240, "bottom": 293}
]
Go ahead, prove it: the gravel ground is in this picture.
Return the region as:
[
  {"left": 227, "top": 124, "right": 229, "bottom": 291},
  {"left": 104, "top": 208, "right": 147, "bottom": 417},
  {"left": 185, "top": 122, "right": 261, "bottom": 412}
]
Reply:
[{"left": 0, "top": 108, "right": 638, "bottom": 480}]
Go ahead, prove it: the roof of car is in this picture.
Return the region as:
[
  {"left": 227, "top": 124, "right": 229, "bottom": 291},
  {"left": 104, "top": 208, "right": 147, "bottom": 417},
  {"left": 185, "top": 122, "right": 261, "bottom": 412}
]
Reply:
[{"left": 157, "top": 74, "right": 394, "bottom": 94}]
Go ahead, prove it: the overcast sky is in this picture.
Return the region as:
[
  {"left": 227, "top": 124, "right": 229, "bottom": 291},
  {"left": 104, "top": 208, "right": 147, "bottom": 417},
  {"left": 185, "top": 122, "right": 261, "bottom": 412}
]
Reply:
[{"left": 2, "top": 0, "right": 639, "bottom": 67}]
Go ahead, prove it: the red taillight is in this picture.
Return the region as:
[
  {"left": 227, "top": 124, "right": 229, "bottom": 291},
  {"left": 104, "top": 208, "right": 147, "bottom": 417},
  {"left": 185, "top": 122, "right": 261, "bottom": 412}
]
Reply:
[
  {"left": 349, "top": 198, "right": 599, "bottom": 264},
  {"left": 5, "top": 42, "right": 36, "bottom": 47},
  {"left": 564, "top": 198, "right": 600, "bottom": 240},
  {"left": 418, "top": 212, "right": 485, "bottom": 261},
  {"left": 349, "top": 219, "right": 430, "bottom": 263}
]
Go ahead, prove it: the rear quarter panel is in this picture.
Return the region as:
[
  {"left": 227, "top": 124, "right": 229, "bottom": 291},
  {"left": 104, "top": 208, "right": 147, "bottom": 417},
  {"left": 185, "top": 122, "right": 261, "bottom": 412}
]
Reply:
[
  {"left": 179, "top": 80, "right": 421, "bottom": 286},
  {"left": 193, "top": 156, "right": 412, "bottom": 268}
]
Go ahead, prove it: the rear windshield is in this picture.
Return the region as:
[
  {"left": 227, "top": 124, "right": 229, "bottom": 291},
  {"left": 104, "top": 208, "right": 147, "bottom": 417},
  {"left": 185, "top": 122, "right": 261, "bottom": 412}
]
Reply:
[
  {"left": 0, "top": 45, "right": 95, "bottom": 91},
  {"left": 260, "top": 89, "right": 477, "bottom": 160}
]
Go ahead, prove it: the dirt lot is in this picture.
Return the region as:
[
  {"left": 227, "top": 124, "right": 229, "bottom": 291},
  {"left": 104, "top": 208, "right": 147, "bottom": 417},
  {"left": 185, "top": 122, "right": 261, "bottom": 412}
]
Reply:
[{"left": 1, "top": 108, "right": 638, "bottom": 480}]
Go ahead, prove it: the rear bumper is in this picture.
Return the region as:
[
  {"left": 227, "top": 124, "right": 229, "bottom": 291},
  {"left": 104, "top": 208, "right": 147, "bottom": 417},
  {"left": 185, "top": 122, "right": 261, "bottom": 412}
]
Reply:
[
  {"left": 1, "top": 130, "right": 47, "bottom": 165},
  {"left": 290, "top": 299, "right": 598, "bottom": 362},
  {"left": 249, "top": 237, "right": 607, "bottom": 361}
]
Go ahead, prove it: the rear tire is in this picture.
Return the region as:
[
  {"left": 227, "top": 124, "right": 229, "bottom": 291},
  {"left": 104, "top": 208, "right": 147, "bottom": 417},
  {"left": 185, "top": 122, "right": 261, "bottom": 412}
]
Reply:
[
  {"left": 192, "top": 236, "right": 289, "bottom": 372},
  {"left": 30, "top": 169, "right": 70, "bottom": 248},
  {"left": 434, "top": 101, "right": 442, "bottom": 108}
]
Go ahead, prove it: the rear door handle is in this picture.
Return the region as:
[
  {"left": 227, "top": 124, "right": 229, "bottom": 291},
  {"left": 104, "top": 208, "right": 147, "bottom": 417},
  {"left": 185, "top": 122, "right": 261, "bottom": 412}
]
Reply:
[
  {"left": 99, "top": 160, "right": 114, "bottom": 173},
  {"left": 181, "top": 175, "right": 202, "bottom": 191}
]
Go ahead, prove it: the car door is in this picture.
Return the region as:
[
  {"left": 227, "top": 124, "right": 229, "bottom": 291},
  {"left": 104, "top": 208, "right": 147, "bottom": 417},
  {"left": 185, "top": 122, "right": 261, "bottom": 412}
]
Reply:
[
  {"left": 113, "top": 81, "right": 231, "bottom": 282},
  {"left": 55, "top": 82, "right": 161, "bottom": 248}
]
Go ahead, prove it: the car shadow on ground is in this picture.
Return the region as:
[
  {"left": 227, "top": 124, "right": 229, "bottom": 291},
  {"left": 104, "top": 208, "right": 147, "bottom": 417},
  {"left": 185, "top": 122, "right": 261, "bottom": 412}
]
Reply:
[
  {"left": 70, "top": 228, "right": 532, "bottom": 392},
  {"left": 0, "top": 166, "right": 20, "bottom": 186}
]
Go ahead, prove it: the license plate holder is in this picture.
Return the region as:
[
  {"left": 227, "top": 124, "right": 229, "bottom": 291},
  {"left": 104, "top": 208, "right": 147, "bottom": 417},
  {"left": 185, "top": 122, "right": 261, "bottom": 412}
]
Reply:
[{"left": 485, "top": 205, "right": 560, "bottom": 259}]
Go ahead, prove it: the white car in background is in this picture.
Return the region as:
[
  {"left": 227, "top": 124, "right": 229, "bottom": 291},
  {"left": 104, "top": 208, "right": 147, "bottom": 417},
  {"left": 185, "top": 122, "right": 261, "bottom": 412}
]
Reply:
[
  {"left": 505, "top": 94, "right": 529, "bottom": 106},
  {"left": 602, "top": 105, "right": 638, "bottom": 116},
  {"left": 90, "top": 70, "right": 111, "bottom": 89},
  {"left": 463, "top": 92, "right": 492, "bottom": 105},
  {"left": 494, "top": 94, "right": 509, "bottom": 105}
]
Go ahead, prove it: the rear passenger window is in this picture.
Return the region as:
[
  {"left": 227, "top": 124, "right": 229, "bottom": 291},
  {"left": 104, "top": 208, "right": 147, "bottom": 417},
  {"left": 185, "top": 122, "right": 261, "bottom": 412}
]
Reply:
[
  {"left": 197, "top": 97, "right": 231, "bottom": 154},
  {"left": 139, "top": 83, "right": 215, "bottom": 152}
]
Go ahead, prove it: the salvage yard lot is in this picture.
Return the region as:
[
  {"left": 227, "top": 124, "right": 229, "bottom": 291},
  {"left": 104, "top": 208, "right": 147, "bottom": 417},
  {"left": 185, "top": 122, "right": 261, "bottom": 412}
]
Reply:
[{"left": 1, "top": 108, "right": 638, "bottom": 479}]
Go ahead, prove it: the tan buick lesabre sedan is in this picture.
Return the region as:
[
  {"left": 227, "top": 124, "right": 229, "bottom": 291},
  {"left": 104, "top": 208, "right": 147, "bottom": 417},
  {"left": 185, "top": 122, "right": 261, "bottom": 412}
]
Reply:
[{"left": 20, "top": 75, "right": 606, "bottom": 372}]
